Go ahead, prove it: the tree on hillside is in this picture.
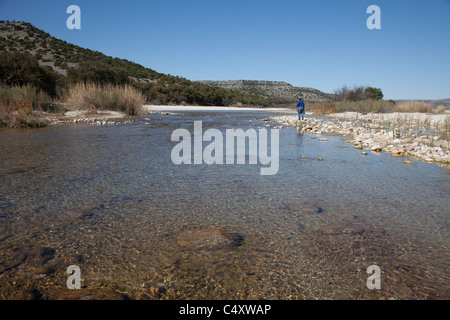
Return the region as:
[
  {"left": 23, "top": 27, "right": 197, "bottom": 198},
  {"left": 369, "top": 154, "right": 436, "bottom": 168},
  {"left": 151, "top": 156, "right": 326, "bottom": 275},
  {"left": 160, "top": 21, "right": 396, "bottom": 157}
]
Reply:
[
  {"left": 0, "top": 51, "right": 57, "bottom": 96},
  {"left": 67, "top": 61, "right": 130, "bottom": 85}
]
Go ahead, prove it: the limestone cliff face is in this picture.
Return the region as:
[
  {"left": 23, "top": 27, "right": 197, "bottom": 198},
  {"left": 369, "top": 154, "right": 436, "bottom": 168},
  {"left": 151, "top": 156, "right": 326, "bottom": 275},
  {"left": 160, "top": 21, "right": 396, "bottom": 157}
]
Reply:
[{"left": 198, "top": 80, "right": 332, "bottom": 102}]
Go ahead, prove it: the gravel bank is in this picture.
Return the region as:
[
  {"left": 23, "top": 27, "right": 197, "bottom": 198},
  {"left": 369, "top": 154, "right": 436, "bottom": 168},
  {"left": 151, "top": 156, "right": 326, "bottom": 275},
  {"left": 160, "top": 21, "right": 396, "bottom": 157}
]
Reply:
[{"left": 271, "top": 112, "right": 450, "bottom": 166}]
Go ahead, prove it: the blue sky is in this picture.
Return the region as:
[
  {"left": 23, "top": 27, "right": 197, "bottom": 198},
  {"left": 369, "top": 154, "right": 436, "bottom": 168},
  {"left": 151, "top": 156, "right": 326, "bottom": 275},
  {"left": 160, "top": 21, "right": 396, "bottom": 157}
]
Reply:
[{"left": 1, "top": 0, "right": 449, "bottom": 100}]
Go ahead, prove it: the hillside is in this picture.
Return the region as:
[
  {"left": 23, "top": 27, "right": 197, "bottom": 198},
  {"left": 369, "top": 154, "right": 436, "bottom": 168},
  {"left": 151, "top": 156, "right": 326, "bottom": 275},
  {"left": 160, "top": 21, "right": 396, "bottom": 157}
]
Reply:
[
  {"left": 198, "top": 80, "right": 332, "bottom": 102},
  {"left": 0, "top": 21, "right": 161, "bottom": 79},
  {"left": 0, "top": 21, "right": 285, "bottom": 106},
  {"left": 0, "top": 21, "right": 334, "bottom": 107}
]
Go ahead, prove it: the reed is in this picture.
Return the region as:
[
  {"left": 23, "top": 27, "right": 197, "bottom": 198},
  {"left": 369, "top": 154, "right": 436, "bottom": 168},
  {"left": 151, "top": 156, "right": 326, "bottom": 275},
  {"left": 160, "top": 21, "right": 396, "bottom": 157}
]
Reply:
[
  {"left": 308, "top": 100, "right": 395, "bottom": 114},
  {"left": 64, "top": 82, "right": 146, "bottom": 116},
  {"left": 394, "top": 101, "right": 432, "bottom": 113},
  {"left": 333, "top": 100, "right": 395, "bottom": 114},
  {"left": 434, "top": 105, "right": 446, "bottom": 114},
  {"left": 0, "top": 85, "right": 50, "bottom": 127}
]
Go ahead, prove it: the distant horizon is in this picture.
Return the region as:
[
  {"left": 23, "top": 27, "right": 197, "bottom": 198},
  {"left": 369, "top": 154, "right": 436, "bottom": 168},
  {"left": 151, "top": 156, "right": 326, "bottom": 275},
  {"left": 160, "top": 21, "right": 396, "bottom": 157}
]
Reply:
[
  {"left": 192, "top": 79, "right": 450, "bottom": 101},
  {"left": 1, "top": 0, "right": 449, "bottom": 100}
]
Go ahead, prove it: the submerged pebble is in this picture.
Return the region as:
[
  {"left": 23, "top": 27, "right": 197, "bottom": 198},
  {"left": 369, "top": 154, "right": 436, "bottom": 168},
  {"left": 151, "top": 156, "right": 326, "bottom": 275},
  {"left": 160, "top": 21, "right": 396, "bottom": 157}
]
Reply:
[
  {"left": 287, "top": 202, "right": 323, "bottom": 214},
  {"left": 176, "top": 229, "right": 243, "bottom": 250},
  {"left": 320, "top": 224, "right": 365, "bottom": 235}
]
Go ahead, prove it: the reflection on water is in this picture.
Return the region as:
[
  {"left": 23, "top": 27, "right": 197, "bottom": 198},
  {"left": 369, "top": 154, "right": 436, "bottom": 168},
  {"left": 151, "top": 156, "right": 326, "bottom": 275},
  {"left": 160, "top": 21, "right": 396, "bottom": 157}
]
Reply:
[{"left": 0, "top": 110, "right": 449, "bottom": 299}]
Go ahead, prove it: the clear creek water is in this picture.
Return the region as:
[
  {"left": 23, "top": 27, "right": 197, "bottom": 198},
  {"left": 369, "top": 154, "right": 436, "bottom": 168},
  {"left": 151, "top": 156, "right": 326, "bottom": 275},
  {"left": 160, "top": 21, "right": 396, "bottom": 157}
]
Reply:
[{"left": 0, "top": 110, "right": 448, "bottom": 299}]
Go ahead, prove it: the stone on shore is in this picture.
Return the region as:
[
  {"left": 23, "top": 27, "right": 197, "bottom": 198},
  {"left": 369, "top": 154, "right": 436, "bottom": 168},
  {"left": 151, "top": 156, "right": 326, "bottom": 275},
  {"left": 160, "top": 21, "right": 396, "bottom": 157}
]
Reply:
[
  {"left": 370, "top": 145, "right": 382, "bottom": 152},
  {"left": 391, "top": 148, "right": 405, "bottom": 155},
  {"left": 268, "top": 114, "right": 450, "bottom": 167}
]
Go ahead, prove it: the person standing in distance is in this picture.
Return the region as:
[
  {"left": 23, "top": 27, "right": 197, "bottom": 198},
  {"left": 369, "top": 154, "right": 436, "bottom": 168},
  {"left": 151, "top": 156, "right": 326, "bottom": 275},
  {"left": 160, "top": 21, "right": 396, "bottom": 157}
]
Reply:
[{"left": 296, "top": 97, "right": 305, "bottom": 120}]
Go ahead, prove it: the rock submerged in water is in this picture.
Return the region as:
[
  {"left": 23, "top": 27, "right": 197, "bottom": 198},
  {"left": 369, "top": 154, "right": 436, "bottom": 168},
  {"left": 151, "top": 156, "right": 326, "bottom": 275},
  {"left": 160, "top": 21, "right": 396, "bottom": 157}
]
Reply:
[
  {"left": 0, "top": 201, "right": 13, "bottom": 209},
  {"left": 80, "top": 202, "right": 104, "bottom": 211},
  {"left": 48, "top": 288, "right": 129, "bottom": 300},
  {"left": 176, "top": 229, "right": 243, "bottom": 250},
  {"left": 320, "top": 223, "right": 365, "bottom": 235},
  {"left": 64, "top": 210, "right": 94, "bottom": 219},
  {"left": 287, "top": 202, "right": 323, "bottom": 214}
]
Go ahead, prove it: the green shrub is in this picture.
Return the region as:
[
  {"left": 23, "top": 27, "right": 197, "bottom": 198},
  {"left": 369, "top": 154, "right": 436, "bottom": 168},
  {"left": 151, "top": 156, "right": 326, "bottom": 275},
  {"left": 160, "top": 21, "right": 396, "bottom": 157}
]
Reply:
[
  {"left": 334, "top": 85, "right": 384, "bottom": 102},
  {"left": 364, "top": 87, "right": 384, "bottom": 100},
  {"left": 67, "top": 61, "right": 130, "bottom": 85},
  {"left": 0, "top": 51, "right": 58, "bottom": 97}
]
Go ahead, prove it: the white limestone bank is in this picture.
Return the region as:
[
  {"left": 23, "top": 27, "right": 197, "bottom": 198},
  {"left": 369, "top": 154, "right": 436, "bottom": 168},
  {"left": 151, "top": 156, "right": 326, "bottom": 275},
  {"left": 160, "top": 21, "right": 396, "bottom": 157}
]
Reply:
[{"left": 271, "top": 112, "right": 450, "bottom": 166}]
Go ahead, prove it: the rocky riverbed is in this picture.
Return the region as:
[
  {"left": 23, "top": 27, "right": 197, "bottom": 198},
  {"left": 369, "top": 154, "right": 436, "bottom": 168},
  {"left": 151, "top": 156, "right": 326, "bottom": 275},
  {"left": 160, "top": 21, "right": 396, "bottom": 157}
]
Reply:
[
  {"left": 270, "top": 112, "right": 450, "bottom": 167},
  {"left": 39, "top": 110, "right": 129, "bottom": 126},
  {"left": 40, "top": 109, "right": 186, "bottom": 126}
]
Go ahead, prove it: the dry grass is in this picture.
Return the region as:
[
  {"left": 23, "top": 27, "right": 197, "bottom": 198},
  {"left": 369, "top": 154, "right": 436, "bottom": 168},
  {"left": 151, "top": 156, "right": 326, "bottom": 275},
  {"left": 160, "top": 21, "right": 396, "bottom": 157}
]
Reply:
[
  {"left": 0, "top": 98, "right": 47, "bottom": 127},
  {"left": 309, "top": 100, "right": 444, "bottom": 115},
  {"left": 0, "top": 85, "right": 50, "bottom": 106},
  {"left": 394, "top": 101, "right": 432, "bottom": 113},
  {"left": 308, "top": 100, "right": 395, "bottom": 114},
  {"left": 0, "top": 85, "right": 50, "bottom": 127},
  {"left": 434, "top": 105, "right": 446, "bottom": 114},
  {"left": 307, "top": 102, "right": 335, "bottom": 114},
  {"left": 334, "top": 100, "right": 395, "bottom": 114},
  {"left": 64, "top": 82, "right": 146, "bottom": 116}
]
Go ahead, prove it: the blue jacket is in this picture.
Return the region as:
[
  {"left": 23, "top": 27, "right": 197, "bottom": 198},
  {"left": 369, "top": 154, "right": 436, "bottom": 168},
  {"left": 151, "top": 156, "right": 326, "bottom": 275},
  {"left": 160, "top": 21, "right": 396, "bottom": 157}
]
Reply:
[{"left": 296, "top": 100, "right": 305, "bottom": 109}]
